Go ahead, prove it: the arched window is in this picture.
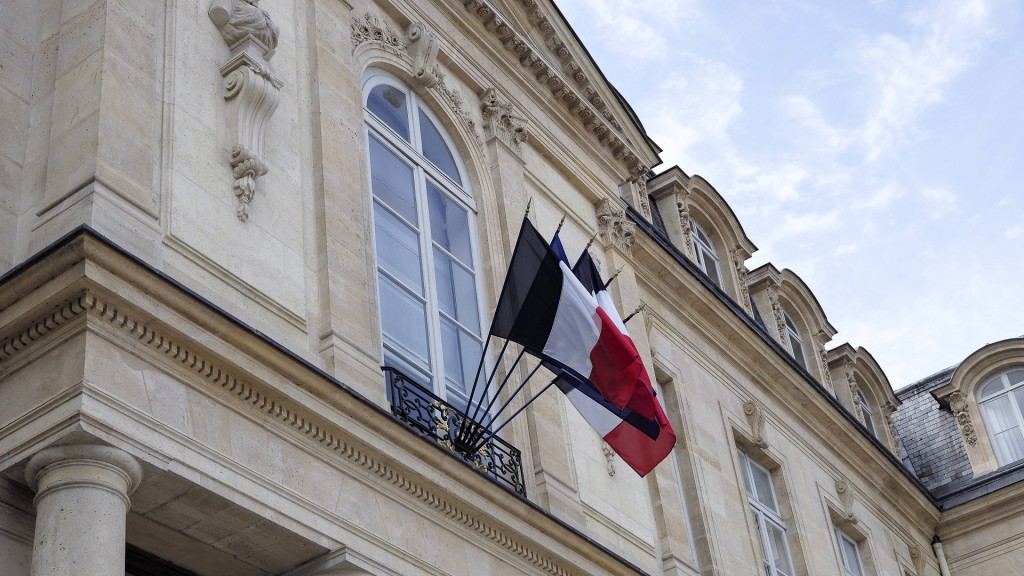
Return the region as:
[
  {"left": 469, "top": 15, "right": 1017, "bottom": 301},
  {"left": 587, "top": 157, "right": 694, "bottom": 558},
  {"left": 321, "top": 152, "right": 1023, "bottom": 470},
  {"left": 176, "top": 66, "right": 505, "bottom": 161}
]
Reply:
[
  {"left": 977, "top": 367, "right": 1024, "bottom": 466},
  {"left": 782, "top": 311, "right": 807, "bottom": 370},
  {"left": 856, "top": 389, "right": 875, "bottom": 437},
  {"left": 689, "top": 218, "right": 723, "bottom": 289},
  {"left": 364, "top": 72, "right": 485, "bottom": 415},
  {"left": 738, "top": 450, "right": 795, "bottom": 576}
]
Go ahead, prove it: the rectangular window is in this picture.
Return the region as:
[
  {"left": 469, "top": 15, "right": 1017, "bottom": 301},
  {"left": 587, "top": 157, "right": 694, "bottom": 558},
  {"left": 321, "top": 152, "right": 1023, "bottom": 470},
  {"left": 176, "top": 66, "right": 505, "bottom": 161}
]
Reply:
[
  {"left": 836, "top": 528, "right": 866, "bottom": 576},
  {"left": 738, "top": 450, "right": 794, "bottom": 576}
]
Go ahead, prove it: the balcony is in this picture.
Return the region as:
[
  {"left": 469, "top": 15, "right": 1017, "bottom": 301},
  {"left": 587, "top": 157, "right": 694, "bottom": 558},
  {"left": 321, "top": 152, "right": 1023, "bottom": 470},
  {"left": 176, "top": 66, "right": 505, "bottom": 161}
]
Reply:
[{"left": 383, "top": 367, "right": 526, "bottom": 497}]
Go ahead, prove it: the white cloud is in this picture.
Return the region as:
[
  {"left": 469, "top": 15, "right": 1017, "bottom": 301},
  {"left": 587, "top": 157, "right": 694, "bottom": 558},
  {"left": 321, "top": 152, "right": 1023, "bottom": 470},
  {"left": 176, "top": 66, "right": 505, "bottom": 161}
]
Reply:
[
  {"left": 856, "top": 0, "right": 992, "bottom": 160},
  {"left": 919, "top": 187, "right": 957, "bottom": 218},
  {"left": 834, "top": 243, "right": 859, "bottom": 256},
  {"left": 1007, "top": 225, "right": 1024, "bottom": 240},
  {"left": 554, "top": 0, "right": 700, "bottom": 62},
  {"left": 855, "top": 184, "right": 904, "bottom": 209}
]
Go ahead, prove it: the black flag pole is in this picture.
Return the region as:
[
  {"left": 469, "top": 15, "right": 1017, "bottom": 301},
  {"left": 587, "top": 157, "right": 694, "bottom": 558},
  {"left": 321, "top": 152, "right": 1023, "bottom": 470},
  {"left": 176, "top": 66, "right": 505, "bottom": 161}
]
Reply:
[
  {"left": 463, "top": 347, "right": 526, "bottom": 432},
  {"left": 462, "top": 360, "right": 544, "bottom": 449},
  {"left": 457, "top": 336, "right": 507, "bottom": 442},
  {"left": 468, "top": 375, "right": 560, "bottom": 453},
  {"left": 621, "top": 302, "right": 648, "bottom": 324}
]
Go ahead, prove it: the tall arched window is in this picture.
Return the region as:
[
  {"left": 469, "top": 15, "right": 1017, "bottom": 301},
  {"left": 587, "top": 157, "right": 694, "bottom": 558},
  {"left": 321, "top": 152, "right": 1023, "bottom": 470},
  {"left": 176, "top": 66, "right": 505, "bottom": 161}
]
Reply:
[
  {"left": 689, "top": 218, "right": 723, "bottom": 289},
  {"left": 978, "top": 367, "right": 1024, "bottom": 466},
  {"left": 364, "top": 72, "right": 485, "bottom": 415}
]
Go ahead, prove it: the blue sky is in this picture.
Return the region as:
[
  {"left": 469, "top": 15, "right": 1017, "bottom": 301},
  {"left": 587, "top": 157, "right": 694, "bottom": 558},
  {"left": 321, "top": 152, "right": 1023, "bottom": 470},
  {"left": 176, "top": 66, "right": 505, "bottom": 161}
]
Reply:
[{"left": 555, "top": 0, "right": 1023, "bottom": 388}]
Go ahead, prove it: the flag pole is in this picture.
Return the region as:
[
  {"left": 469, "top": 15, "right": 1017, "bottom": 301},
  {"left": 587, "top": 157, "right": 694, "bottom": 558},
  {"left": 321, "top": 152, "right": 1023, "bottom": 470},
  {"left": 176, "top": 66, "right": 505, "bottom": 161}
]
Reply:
[
  {"left": 622, "top": 302, "right": 648, "bottom": 324},
  {"left": 458, "top": 336, "right": 508, "bottom": 441},
  {"left": 469, "top": 375, "right": 560, "bottom": 453},
  {"left": 464, "top": 360, "right": 544, "bottom": 448},
  {"left": 554, "top": 214, "right": 566, "bottom": 235},
  {"left": 464, "top": 347, "right": 527, "bottom": 429},
  {"left": 602, "top": 267, "right": 624, "bottom": 290},
  {"left": 583, "top": 233, "right": 597, "bottom": 251}
]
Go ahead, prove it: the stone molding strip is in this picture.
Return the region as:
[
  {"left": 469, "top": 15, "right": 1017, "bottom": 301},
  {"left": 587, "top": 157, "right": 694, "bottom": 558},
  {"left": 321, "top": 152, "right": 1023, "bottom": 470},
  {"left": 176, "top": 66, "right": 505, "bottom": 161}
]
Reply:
[
  {"left": 0, "top": 288, "right": 584, "bottom": 576},
  {"left": 461, "top": 0, "right": 651, "bottom": 184}
]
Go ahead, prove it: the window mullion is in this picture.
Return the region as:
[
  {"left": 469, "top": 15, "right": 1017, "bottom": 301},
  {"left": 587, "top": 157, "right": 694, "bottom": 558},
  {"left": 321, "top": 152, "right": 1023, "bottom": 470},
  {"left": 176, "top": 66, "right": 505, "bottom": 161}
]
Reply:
[{"left": 417, "top": 164, "right": 445, "bottom": 398}]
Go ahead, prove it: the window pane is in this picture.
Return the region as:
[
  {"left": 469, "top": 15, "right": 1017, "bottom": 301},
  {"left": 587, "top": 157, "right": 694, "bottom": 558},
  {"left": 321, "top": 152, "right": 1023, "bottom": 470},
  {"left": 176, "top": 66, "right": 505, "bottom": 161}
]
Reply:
[
  {"left": 419, "top": 109, "right": 461, "bottom": 184},
  {"left": 983, "top": 395, "right": 1017, "bottom": 434},
  {"left": 374, "top": 203, "right": 423, "bottom": 293},
  {"left": 378, "top": 273, "right": 430, "bottom": 369},
  {"left": 439, "top": 318, "right": 484, "bottom": 402},
  {"left": 766, "top": 522, "right": 793, "bottom": 576},
  {"left": 434, "top": 249, "right": 481, "bottom": 331},
  {"left": 427, "top": 181, "right": 473, "bottom": 264},
  {"left": 1008, "top": 369, "right": 1024, "bottom": 387},
  {"left": 840, "top": 535, "right": 864, "bottom": 576},
  {"left": 369, "top": 136, "right": 417, "bottom": 222},
  {"left": 384, "top": 348, "right": 430, "bottom": 385},
  {"left": 790, "top": 336, "right": 807, "bottom": 369},
  {"left": 862, "top": 409, "right": 875, "bottom": 436},
  {"left": 367, "top": 84, "right": 410, "bottom": 141},
  {"left": 979, "top": 376, "right": 1005, "bottom": 399},
  {"left": 750, "top": 464, "right": 778, "bottom": 513},
  {"left": 704, "top": 252, "right": 722, "bottom": 288}
]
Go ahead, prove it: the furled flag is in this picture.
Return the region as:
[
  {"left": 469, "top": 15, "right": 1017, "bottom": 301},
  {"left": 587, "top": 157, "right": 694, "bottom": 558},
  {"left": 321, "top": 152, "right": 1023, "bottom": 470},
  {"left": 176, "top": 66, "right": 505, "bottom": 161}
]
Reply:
[
  {"left": 560, "top": 248, "right": 677, "bottom": 476},
  {"left": 490, "top": 218, "right": 645, "bottom": 409}
]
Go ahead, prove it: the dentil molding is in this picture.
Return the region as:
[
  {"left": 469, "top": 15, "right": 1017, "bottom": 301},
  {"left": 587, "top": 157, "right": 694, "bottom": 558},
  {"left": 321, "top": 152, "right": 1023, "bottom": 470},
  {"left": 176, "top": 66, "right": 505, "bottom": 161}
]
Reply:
[{"left": 209, "top": 0, "right": 283, "bottom": 222}]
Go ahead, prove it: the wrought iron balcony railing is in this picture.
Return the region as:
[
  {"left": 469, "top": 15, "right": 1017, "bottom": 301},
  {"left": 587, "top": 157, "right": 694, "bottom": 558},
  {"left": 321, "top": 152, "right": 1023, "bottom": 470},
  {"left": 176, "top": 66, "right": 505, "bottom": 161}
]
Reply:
[{"left": 384, "top": 367, "right": 526, "bottom": 497}]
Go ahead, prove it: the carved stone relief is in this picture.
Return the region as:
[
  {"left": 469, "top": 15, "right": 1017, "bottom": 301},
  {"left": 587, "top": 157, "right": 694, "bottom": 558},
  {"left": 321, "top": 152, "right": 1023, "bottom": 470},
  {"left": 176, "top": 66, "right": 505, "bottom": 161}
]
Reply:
[
  {"left": 480, "top": 88, "right": 529, "bottom": 155},
  {"left": 209, "top": 0, "right": 283, "bottom": 221},
  {"left": 845, "top": 362, "right": 864, "bottom": 423},
  {"left": 814, "top": 331, "right": 834, "bottom": 393},
  {"left": 743, "top": 400, "right": 768, "bottom": 448},
  {"left": 350, "top": 12, "right": 405, "bottom": 54},
  {"left": 601, "top": 441, "right": 616, "bottom": 477},
  {"left": 948, "top": 392, "right": 979, "bottom": 447},
  {"left": 632, "top": 166, "right": 651, "bottom": 221},
  {"left": 596, "top": 198, "right": 636, "bottom": 256},
  {"left": 909, "top": 543, "right": 924, "bottom": 576},
  {"left": 732, "top": 248, "right": 751, "bottom": 315},
  {"left": 677, "top": 199, "right": 695, "bottom": 258},
  {"left": 884, "top": 401, "right": 901, "bottom": 454},
  {"left": 405, "top": 22, "right": 439, "bottom": 87},
  {"left": 766, "top": 282, "right": 786, "bottom": 343},
  {"left": 834, "top": 478, "right": 857, "bottom": 524}
]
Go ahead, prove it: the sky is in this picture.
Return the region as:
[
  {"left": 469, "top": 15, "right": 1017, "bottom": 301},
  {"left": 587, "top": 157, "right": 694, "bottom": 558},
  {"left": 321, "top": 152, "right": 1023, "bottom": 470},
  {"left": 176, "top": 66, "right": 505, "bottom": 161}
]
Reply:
[{"left": 554, "top": 0, "right": 1023, "bottom": 388}]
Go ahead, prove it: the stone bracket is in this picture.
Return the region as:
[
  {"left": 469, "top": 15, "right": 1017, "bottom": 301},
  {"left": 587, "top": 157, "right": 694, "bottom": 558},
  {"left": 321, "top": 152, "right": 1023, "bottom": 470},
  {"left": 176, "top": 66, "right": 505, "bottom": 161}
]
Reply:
[{"left": 210, "top": 0, "right": 283, "bottom": 221}]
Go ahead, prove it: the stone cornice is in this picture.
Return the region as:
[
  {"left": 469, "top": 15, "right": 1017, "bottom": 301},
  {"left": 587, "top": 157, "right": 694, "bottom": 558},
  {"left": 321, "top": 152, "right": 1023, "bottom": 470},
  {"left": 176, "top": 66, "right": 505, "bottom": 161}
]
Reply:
[
  {"left": 461, "top": 0, "right": 652, "bottom": 183},
  {"left": 0, "top": 228, "right": 648, "bottom": 576}
]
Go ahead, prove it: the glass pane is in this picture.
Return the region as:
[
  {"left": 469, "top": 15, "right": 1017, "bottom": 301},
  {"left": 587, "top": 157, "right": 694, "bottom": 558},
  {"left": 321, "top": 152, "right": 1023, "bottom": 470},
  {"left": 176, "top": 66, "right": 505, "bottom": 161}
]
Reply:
[
  {"left": 790, "top": 336, "right": 807, "bottom": 369},
  {"left": 427, "top": 181, "right": 473, "bottom": 264},
  {"left": 862, "top": 409, "right": 875, "bottom": 436},
  {"left": 374, "top": 203, "right": 423, "bottom": 294},
  {"left": 439, "top": 318, "right": 484, "bottom": 401},
  {"left": 979, "top": 376, "right": 1005, "bottom": 399},
  {"left": 691, "top": 219, "right": 712, "bottom": 249},
  {"left": 750, "top": 463, "right": 778, "bottom": 513},
  {"left": 367, "top": 84, "right": 410, "bottom": 141},
  {"left": 419, "top": 109, "right": 461, "bottom": 184},
  {"left": 983, "top": 395, "right": 1017, "bottom": 434},
  {"left": 991, "top": 428, "right": 1024, "bottom": 464},
  {"left": 766, "top": 522, "right": 793, "bottom": 576},
  {"left": 369, "top": 136, "right": 417, "bottom": 222},
  {"left": 784, "top": 313, "right": 797, "bottom": 331},
  {"left": 378, "top": 273, "right": 430, "bottom": 369},
  {"left": 840, "top": 535, "right": 864, "bottom": 576},
  {"left": 739, "top": 452, "right": 753, "bottom": 493},
  {"left": 384, "top": 347, "right": 430, "bottom": 385},
  {"left": 434, "top": 249, "right": 480, "bottom": 331},
  {"left": 1008, "top": 369, "right": 1024, "bottom": 387},
  {"left": 704, "top": 253, "right": 722, "bottom": 288}
]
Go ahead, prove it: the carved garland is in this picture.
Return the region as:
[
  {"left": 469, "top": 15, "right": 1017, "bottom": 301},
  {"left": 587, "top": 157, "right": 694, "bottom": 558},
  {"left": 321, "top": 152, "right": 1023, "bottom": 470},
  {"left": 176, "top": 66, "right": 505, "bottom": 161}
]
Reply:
[
  {"left": 845, "top": 362, "right": 864, "bottom": 423},
  {"left": 766, "top": 282, "right": 786, "bottom": 344},
  {"left": 1, "top": 292, "right": 581, "bottom": 576},
  {"left": 884, "top": 401, "right": 901, "bottom": 454},
  {"left": 813, "top": 332, "right": 834, "bottom": 394},
  {"left": 677, "top": 199, "right": 695, "bottom": 258},
  {"left": 948, "top": 392, "right": 979, "bottom": 447},
  {"left": 731, "top": 248, "right": 751, "bottom": 315}
]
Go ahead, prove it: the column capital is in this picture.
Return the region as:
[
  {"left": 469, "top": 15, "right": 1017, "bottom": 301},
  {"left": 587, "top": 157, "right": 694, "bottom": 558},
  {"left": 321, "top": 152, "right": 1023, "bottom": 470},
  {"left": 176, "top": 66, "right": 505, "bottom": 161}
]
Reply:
[{"left": 26, "top": 444, "right": 143, "bottom": 501}]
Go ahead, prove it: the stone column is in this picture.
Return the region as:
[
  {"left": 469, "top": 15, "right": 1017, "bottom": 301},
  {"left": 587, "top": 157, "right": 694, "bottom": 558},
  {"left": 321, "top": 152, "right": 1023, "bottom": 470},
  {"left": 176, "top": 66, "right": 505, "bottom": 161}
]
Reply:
[{"left": 25, "top": 444, "right": 143, "bottom": 576}]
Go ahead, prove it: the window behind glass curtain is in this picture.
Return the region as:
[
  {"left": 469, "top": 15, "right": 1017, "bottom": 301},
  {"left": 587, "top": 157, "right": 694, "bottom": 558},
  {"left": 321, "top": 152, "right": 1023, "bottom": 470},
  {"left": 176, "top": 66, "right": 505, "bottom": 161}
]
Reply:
[
  {"left": 978, "top": 367, "right": 1024, "bottom": 465},
  {"left": 364, "top": 74, "right": 487, "bottom": 417},
  {"left": 689, "top": 218, "right": 723, "bottom": 289}
]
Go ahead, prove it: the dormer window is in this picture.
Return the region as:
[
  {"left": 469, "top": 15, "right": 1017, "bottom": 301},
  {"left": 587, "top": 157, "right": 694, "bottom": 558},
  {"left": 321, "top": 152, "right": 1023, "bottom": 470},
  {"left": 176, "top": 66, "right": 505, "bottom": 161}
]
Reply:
[
  {"left": 690, "top": 218, "right": 723, "bottom": 289},
  {"left": 977, "top": 368, "right": 1024, "bottom": 466},
  {"left": 783, "top": 311, "right": 807, "bottom": 369}
]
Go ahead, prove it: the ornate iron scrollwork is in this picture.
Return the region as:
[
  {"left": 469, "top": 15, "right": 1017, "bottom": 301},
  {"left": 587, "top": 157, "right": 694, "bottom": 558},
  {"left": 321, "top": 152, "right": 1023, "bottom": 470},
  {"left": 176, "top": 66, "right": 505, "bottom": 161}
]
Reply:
[{"left": 384, "top": 367, "right": 526, "bottom": 496}]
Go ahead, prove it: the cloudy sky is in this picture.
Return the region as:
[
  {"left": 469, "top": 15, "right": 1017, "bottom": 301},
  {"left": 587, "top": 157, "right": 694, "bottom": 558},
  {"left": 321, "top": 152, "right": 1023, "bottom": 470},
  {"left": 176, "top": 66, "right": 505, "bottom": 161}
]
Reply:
[{"left": 554, "top": 0, "right": 1023, "bottom": 388}]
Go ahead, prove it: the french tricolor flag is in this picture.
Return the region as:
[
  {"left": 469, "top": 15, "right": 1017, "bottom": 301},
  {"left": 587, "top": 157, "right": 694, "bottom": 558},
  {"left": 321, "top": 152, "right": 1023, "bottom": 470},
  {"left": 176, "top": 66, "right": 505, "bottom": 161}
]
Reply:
[
  {"left": 491, "top": 219, "right": 675, "bottom": 476},
  {"left": 562, "top": 249, "right": 676, "bottom": 476},
  {"left": 490, "top": 219, "right": 646, "bottom": 410}
]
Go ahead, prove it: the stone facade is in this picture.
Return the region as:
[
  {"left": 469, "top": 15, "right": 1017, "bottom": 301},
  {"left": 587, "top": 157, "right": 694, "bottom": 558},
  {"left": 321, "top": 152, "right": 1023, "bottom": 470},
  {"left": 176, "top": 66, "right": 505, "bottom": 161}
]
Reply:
[{"left": 0, "top": 1, "right": 1021, "bottom": 575}]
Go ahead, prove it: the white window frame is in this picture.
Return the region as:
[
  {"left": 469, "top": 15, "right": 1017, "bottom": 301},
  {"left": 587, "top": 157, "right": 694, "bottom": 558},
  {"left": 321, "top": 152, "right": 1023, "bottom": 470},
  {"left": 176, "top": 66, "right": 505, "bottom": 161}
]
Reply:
[
  {"left": 978, "top": 367, "right": 1024, "bottom": 466},
  {"left": 689, "top": 217, "right": 724, "bottom": 288},
  {"left": 835, "top": 528, "right": 866, "bottom": 576},
  {"left": 363, "top": 71, "right": 490, "bottom": 416},
  {"left": 738, "top": 450, "right": 795, "bottom": 576},
  {"left": 782, "top": 310, "right": 807, "bottom": 370}
]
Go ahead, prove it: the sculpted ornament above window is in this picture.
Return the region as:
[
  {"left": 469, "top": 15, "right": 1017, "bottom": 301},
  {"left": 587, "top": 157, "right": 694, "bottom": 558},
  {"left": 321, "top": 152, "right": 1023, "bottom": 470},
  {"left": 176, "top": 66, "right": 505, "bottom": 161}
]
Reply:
[
  {"left": 596, "top": 198, "right": 636, "bottom": 255},
  {"left": 210, "top": 0, "right": 279, "bottom": 52}
]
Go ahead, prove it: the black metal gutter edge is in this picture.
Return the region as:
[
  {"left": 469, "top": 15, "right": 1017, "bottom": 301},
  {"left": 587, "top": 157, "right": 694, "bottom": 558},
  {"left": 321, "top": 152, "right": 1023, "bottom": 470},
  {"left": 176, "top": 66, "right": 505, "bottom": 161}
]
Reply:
[
  {"left": 2, "top": 225, "right": 652, "bottom": 576},
  {"left": 937, "top": 461, "right": 1024, "bottom": 510},
  {"left": 625, "top": 207, "right": 940, "bottom": 507}
]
